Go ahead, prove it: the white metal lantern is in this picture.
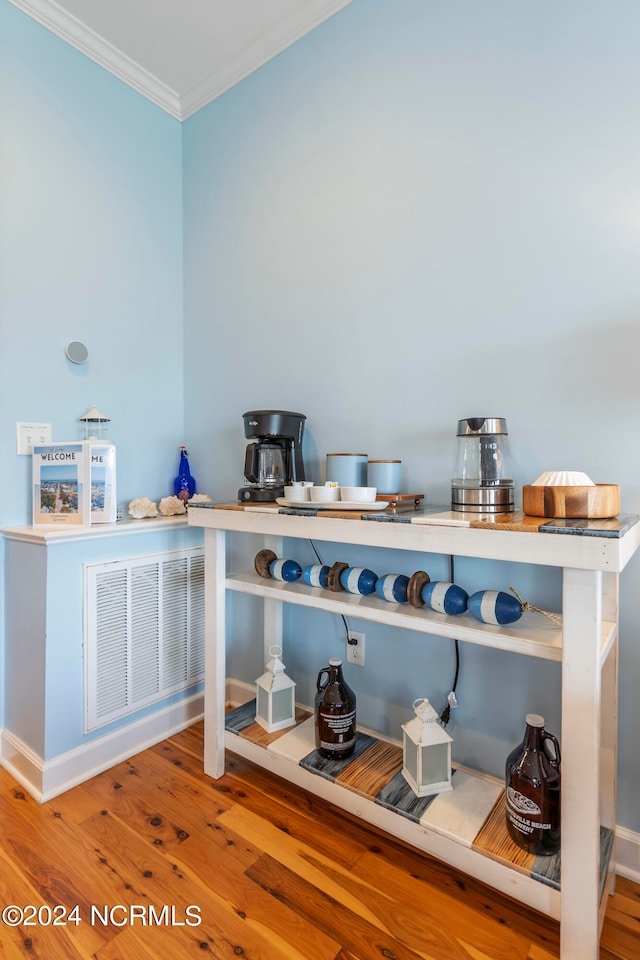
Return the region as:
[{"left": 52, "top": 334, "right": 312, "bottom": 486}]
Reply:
[
  {"left": 255, "top": 645, "right": 296, "bottom": 733},
  {"left": 80, "top": 405, "right": 110, "bottom": 441},
  {"left": 402, "top": 697, "right": 453, "bottom": 797}
]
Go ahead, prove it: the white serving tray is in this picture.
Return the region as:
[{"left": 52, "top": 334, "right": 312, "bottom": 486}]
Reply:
[{"left": 275, "top": 498, "right": 388, "bottom": 511}]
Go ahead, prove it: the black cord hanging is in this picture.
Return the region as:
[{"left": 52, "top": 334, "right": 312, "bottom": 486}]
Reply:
[
  {"left": 440, "top": 554, "right": 461, "bottom": 727},
  {"left": 310, "top": 539, "right": 350, "bottom": 643}
]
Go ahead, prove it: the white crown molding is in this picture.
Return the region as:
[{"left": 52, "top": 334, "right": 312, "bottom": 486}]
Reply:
[
  {"left": 179, "top": 0, "right": 352, "bottom": 120},
  {"left": 8, "top": 0, "right": 183, "bottom": 119},
  {"left": 9, "top": 0, "right": 352, "bottom": 121}
]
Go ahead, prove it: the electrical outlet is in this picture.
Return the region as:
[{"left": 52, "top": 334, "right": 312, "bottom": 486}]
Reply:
[
  {"left": 346, "top": 630, "right": 365, "bottom": 667},
  {"left": 16, "top": 422, "right": 53, "bottom": 455}
]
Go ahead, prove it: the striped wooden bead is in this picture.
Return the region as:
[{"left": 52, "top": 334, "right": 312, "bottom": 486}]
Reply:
[
  {"left": 375, "top": 573, "right": 410, "bottom": 603},
  {"left": 339, "top": 566, "right": 378, "bottom": 595},
  {"left": 301, "top": 563, "right": 330, "bottom": 588},
  {"left": 269, "top": 558, "right": 302, "bottom": 582},
  {"left": 421, "top": 581, "right": 469, "bottom": 615},
  {"left": 467, "top": 589, "right": 523, "bottom": 625}
]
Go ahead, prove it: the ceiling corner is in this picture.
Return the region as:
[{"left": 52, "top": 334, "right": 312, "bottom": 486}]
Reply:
[{"left": 9, "top": 0, "right": 353, "bottom": 122}]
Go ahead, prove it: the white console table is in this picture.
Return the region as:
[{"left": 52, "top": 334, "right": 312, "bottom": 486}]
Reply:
[{"left": 188, "top": 502, "right": 640, "bottom": 960}]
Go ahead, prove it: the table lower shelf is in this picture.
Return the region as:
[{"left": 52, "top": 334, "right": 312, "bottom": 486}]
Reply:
[{"left": 225, "top": 699, "right": 614, "bottom": 921}]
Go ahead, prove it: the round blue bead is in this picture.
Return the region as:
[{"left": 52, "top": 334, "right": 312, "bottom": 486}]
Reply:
[
  {"left": 301, "top": 563, "right": 330, "bottom": 588},
  {"left": 375, "top": 574, "right": 409, "bottom": 603},
  {"left": 468, "top": 590, "right": 523, "bottom": 625},
  {"left": 421, "top": 581, "right": 468, "bottom": 615},
  {"left": 339, "top": 566, "right": 378, "bottom": 595}
]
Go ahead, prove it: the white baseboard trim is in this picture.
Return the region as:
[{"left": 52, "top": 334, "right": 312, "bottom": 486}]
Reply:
[
  {"left": 0, "top": 693, "right": 203, "bottom": 803},
  {"left": 225, "top": 677, "right": 255, "bottom": 707},
  {"left": 614, "top": 825, "right": 640, "bottom": 885}
]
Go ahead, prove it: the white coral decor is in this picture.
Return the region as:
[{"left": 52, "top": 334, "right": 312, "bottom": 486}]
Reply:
[
  {"left": 159, "top": 495, "right": 187, "bottom": 516},
  {"left": 128, "top": 497, "right": 158, "bottom": 519},
  {"left": 190, "top": 493, "right": 213, "bottom": 502}
]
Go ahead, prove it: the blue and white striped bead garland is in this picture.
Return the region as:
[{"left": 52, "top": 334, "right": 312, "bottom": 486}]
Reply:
[
  {"left": 339, "top": 566, "right": 378, "bottom": 595},
  {"left": 421, "top": 581, "right": 469, "bottom": 616},
  {"left": 467, "top": 589, "right": 523, "bottom": 625},
  {"left": 254, "top": 548, "right": 543, "bottom": 628},
  {"left": 375, "top": 573, "right": 409, "bottom": 603},
  {"left": 301, "top": 563, "right": 330, "bottom": 588}
]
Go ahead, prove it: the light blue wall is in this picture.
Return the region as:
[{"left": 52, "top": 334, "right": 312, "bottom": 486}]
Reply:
[
  {"left": 0, "top": 2, "right": 185, "bottom": 524},
  {"left": 0, "top": 3, "right": 186, "bottom": 741},
  {"left": 183, "top": 0, "right": 640, "bottom": 830}
]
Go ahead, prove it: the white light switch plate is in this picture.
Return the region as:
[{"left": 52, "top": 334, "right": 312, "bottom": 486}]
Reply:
[{"left": 17, "top": 422, "right": 53, "bottom": 455}]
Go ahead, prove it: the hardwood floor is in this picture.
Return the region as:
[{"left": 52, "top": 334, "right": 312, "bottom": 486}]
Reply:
[{"left": 0, "top": 722, "right": 638, "bottom": 959}]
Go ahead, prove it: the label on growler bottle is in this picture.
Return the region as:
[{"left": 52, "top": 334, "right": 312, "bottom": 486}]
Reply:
[
  {"left": 318, "top": 709, "right": 356, "bottom": 752},
  {"left": 506, "top": 787, "right": 552, "bottom": 835}
]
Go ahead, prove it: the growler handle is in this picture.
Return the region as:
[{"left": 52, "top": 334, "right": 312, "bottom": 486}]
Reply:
[
  {"left": 316, "top": 667, "right": 330, "bottom": 693},
  {"left": 542, "top": 731, "right": 561, "bottom": 767}
]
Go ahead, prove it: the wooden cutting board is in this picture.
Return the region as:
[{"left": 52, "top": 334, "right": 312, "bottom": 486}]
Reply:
[
  {"left": 412, "top": 510, "right": 550, "bottom": 532},
  {"left": 470, "top": 512, "right": 551, "bottom": 532}
]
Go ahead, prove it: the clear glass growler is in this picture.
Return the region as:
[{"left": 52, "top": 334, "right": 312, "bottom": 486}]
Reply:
[
  {"left": 315, "top": 658, "right": 356, "bottom": 760},
  {"left": 505, "top": 713, "right": 561, "bottom": 855}
]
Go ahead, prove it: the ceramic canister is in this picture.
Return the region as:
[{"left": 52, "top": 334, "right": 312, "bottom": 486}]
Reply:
[
  {"left": 326, "top": 453, "right": 367, "bottom": 488},
  {"left": 368, "top": 460, "right": 402, "bottom": 495}
]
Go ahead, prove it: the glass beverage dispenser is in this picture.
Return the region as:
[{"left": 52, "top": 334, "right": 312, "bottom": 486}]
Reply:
[{"left": 451, "top": 417, "right": 514, "bottom": 513}]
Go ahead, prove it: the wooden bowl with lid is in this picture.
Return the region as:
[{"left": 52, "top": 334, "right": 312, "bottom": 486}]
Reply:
[{"left": 522, "top": 480, "right": 620, "bottom": 519}]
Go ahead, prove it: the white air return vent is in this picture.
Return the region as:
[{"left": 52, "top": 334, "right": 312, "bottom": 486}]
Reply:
[{"left": 84, "top": 548, "right": 204, "bottom": 731}]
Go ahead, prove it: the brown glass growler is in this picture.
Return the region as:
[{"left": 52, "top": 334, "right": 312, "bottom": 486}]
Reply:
[
  {"left": 505, "top": 714, "right": 561, "bottom": 856},
  {"left": 315, "top": 657, "right": 356, "bottom": 760}
]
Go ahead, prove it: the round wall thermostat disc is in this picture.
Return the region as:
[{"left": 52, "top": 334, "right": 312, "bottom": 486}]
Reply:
[{"left": 65, "top": 340, "right": 89, "bottom": 364}]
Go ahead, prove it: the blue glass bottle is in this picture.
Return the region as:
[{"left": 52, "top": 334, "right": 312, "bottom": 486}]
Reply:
[{"left": 174, "top": 446, "right": 196, "bottom": 503}]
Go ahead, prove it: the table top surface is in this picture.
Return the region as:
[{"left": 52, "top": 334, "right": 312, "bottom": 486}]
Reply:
[{"left": 187, "top": 502, "right": 640, "bottom": 573}]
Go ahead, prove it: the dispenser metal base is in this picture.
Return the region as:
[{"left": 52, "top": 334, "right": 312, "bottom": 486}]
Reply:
[{"left": 451, "top": 486, "right": 514, "bottom": 513}]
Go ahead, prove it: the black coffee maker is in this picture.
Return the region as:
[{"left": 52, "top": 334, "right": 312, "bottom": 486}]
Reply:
[{"left": 238, "top": 410, "right": 307, "bottom": 502}]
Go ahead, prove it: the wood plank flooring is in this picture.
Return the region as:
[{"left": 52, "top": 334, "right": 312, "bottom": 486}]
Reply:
[{"left": 0, "top": 722, "right": 638, "bottom": 959}]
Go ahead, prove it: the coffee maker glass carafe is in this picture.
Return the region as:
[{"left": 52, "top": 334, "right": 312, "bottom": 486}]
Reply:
[
  {"left": 238, "top": 410, "right": 307, "bottom": 502},
  {"left": 248, "top": 443, "right": 286, "bottom": 488}
]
